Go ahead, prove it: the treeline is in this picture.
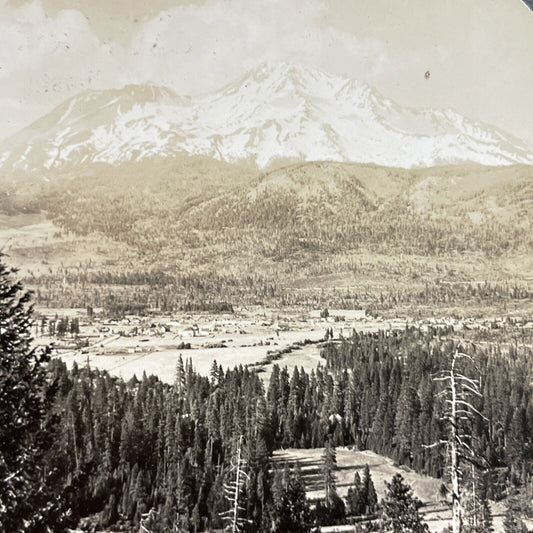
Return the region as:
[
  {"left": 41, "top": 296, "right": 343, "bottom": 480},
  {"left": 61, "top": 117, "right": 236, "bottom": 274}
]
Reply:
[
  {"left": 27, "top": 269, "right": 278, "bottom": 315},
  {"left": 367, "top": 280, "right": 533, "bottom": 314},
  {"left": 29, "top": 269, "right": 275, "bottom": 292},
  {"left": 27, "top": 268, "right": 533, "bottom": 317}
]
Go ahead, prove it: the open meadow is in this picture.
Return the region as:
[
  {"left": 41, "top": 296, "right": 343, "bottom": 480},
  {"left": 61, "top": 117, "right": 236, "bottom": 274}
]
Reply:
[{"left": 275, "top": 447, "right": 508, "bottom": 533}]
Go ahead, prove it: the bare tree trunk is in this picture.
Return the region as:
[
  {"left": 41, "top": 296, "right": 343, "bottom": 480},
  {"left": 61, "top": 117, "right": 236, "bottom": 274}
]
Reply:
[
  {"left": 433, "top": 348, "right": 487, "bottom": 533},
  {"left": 450, "top": 353, "right": 462, "bottom": 533},
  {"left": 71, "top": 412, "right": 79, "bottom": 471},
  {"left": 222, "top": 434, "right": 248, "bottom": 533},
  {"left": 232, "top": 435, "right": 243, "bottom": 533},
  {"left": 471, "top": 464, "right": 477, "bottom": 530}
]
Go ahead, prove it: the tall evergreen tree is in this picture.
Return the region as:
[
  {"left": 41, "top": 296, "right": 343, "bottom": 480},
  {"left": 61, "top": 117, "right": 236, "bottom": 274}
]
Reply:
[
  {"left": 362, "top": 464, "right": 378, "bottom": 515},
  {"left": 0, "top": 256, "right": 59, "bottom": 531},
  {"left": 347, "top": 471, "right": 364, "bottom": 516},
  {"left": 321, "top": 440, "right": 337, "bottom": 508}
]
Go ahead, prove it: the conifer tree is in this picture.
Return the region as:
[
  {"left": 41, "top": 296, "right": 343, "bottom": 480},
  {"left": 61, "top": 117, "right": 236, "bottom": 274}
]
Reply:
[
  {"left": 175, "top": 354, "right": 185, "bottom": 398},
  {"left": 380, "top": 473, "right": 428, "bottom": 533},
  {"left": 271, "top": 465, "right": 311, "bottom": 533},
  {"left": 394, "top": 380, "right": 420, "bottom": 464},
  {"left": 322, "top": 439, "right": 337, "bottom": 508},
  {"left": 318, "top": 440, "right": 345, "bottom": 524},
  {"left": 362, "top": 464, "right": 378, "bottom": 515},
  {"left": 347, "top": 471, "right": 364, "bottom": 516},
  {"left": 0, "top": 256, "right": 60, "bottom": 532}
]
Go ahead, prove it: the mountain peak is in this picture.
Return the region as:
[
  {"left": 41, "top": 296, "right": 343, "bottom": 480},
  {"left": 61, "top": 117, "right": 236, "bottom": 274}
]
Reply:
[
  {"left": 227, "top": 61, "right": 370, "bottom": 100},
  {"left": 1, "top": 63, "right": 532, "bottom": 176}
]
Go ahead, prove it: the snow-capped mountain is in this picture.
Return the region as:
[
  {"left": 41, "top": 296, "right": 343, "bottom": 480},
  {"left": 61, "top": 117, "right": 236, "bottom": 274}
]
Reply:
[{"left": 1, "top": 62, "right": 532, "bottom": 174}]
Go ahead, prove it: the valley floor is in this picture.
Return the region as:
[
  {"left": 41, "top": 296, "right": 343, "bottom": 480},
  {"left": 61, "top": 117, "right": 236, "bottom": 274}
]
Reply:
[{"left": 40, "top": 307, "right": 409, "bottom": 383}]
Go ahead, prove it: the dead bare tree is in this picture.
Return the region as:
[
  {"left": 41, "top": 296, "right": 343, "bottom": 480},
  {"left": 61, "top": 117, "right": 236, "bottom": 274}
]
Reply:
[
  {"left": 221, "top": 435, "right": 250, "bottom": 533},
  {"left": 431, "top": 349, "right": 488, "bottom": 533}
]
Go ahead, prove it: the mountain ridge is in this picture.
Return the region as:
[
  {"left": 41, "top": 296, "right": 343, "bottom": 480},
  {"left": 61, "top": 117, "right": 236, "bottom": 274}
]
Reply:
[{"left": 1, "top": 62, "right": 532, "bottom": 176}]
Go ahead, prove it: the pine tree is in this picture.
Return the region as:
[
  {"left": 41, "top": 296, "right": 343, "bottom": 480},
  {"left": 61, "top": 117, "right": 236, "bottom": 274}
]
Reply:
[
  {"left": 210, "top": 359, "right": 221, "bottom": 387},
  {"left": 0, "top": 257, "right": 58, "bottom": 531},
  {"left": 347, "top": 471, "right": 364, "bottom": 516},
  {"left": 347, "top": 467, "right": 376, "bottom": 517},
  {"left": 362, "top": 464, "right": 378, "bottom": 515},
  {"left": 271, "top": 465, "right": 312, "bottom": 533},
  {"left": 175, "top": 354, "right": 185, "bottom": 398},
  {"left": 394, "top": 380, "right": 420, "bottom": 465},
  {"left": 317, "top": 440, "right": 345, "bottom": 525},
  {"left": 321, "top": 439, "right": 337, "bottom": 508},
  {"left": 380, "top": 474, "right": 429, "bottom": 533}
]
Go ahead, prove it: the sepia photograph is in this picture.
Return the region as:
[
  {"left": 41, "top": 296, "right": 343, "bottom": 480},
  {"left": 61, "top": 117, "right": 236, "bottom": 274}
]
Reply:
[{"left": 1, "top": 0, "right": 533, "bottom": 531}]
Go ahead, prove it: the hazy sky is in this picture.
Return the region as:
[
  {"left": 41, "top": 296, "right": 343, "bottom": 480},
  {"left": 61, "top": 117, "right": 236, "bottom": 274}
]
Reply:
[{"left": 1, "top": 0, "right": 532, "bottom": 146}]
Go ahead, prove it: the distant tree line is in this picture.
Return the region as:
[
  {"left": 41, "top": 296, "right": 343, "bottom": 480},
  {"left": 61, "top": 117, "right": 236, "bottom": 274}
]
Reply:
[{"left": 25, "top": 265, "right": 533, "bottom": 318}]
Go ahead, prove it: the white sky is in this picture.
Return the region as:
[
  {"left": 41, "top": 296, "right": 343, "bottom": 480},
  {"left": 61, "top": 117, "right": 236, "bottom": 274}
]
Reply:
[{"left": 1, "top": 0, "right": 532, "bottom": 146}]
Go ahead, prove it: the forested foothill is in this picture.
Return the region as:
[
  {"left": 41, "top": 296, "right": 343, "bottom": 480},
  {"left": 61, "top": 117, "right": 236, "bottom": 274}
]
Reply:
[{"left": 1, "top": 161, "right": 532, "bottom": 317}]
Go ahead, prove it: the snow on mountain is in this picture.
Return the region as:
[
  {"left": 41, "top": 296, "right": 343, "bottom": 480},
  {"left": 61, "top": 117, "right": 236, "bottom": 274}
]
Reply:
[{"left": 1, "top": 62, "right": 532, "bottom": 174}]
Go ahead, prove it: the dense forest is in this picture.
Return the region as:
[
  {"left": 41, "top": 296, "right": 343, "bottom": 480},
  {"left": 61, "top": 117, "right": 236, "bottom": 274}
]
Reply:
[
  {"left": 3, "top": 162, "right": 533, "bottom": 321},
  {"left": 3, "top": 162, "right": 533, "bottom": 264},
  {"left": 3, "top": 257, "right": 533, "bottom": 532}
]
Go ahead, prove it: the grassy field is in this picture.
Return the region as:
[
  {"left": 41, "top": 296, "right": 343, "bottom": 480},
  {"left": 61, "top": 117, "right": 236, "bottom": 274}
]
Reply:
[
  {"left": 47, "top": 309, "right": 409, "bottom": 384},
  {"left": 274, "top": 447, "right": 507, "bottom": 532}
]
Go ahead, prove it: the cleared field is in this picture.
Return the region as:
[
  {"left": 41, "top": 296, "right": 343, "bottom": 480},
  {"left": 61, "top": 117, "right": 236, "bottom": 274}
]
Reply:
[
  {"left": 57, "top": 315, "right": 329, "bottom": 383},
  {"left": 273, "top": 448, "right": 442, "bottom": 503},
  {"left": 274, "top": 447, "right": 507, "bottom": 532},
  {"left": 0, "top": 212, "right": 138, "bottom": 277},
  {"left": 55, "top": 310, "right": 405, "bottom": 384},
  {"left": 55, "top": 311, "right": 405, "bottom": 388},
  {"left": 62, "top": 346, "right": 266, "bottom": 383}
]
